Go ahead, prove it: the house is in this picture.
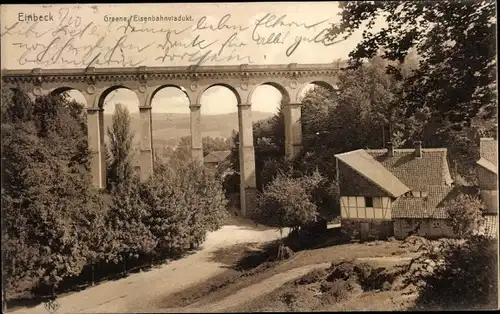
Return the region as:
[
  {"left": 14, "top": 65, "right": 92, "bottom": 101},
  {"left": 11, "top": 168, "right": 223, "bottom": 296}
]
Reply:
[
  {"left": 204, "top": 150, "right": 231, "bottom": 170},
  {"left": 476, "top": 138, "right": 498, "bottom": 238},
  {"left": 335, "top": 141, "right": 458, "bottom": 240},
  {"left": 477, "top": 138, "right": 498, "bottom": 214}
]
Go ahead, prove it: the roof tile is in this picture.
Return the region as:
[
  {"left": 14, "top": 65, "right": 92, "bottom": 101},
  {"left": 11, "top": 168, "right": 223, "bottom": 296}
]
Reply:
[
  {"left": 367, "top": 148, "right": 453, "bottom": 191},
  {"left": 392, "top": 186, "right": 455, "bottom": 219},
  {"left": 204, "top": 150, "right": 231, "bottom": 163},
  {"left": 335, "top": 149, "right": 410, "bottom": 198},
  {"left": 479, "top": 138, "right": 498, "bottom": 167}
]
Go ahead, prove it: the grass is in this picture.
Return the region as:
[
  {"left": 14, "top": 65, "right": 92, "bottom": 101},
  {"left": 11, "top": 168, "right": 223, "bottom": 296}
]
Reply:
[{"left": 156, "top": 231, "right": 420, "bottom": 311}]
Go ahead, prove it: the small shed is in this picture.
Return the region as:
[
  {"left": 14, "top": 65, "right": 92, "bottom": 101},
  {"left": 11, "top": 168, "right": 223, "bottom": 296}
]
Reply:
[{"left": 204, "top": 150, "right": 231, "bottom": 170}]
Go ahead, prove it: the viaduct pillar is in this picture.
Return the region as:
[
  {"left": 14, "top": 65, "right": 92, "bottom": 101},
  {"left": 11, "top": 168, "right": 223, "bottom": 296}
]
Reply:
[
  {"left": 138, "top": 105, "right": 154, "bottom": 182},
  {"left": 190, "top": 103, "right": 203, "bottom": 161},
  {"left": 238, "top": 102, "right": 257, "bottom": 216},
  {"left": 86, "top": 107, "right": 106, "bottom": 188},
  {"left": 284, "top": 103, "right": 303, "bottom": 158}
]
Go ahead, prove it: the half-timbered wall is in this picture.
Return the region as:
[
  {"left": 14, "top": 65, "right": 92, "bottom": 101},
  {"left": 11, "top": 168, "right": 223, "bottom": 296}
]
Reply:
[{"left": 340, "top": 196, "right": 392, "bottom": 220}]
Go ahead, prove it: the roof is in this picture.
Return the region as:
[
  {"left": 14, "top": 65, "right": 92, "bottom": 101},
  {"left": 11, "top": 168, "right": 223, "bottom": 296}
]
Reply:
[
  {"left": 366, "top": 148, "right": 453, "bottom": 191},
  {"left": 477, "top": 157, "right": 498, "bottom": 174},
  {"left": 204, "top": 150, "right": 231, "bottom": 163},
  {"left": 336, "top": 146, "right": 458, "bottom": 219},
  {"left": 480, "top": 214, "right": 498, "bottom": 239},
  {"left": 392, "top": 186, "right": 455, "bottom": 219},
  {"left": 335, "top": 149, "right": 410, "bottom": 198},
  {"left": 477, "top": 138, "right": 498, "bottom": 172}
]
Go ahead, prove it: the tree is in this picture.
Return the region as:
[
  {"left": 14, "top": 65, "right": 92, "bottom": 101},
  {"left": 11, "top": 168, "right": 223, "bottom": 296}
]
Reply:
[
  {"left": 141, "top": 160, "right": 227, "bottom": 257},
  {"left": 445, "top": 193, "right": 485, "bottom": 238},
  {"left": 328, "top": 1, "right": 496, "bottom": 132},
  {"left": 1, "top": 90, "right": 100, "bottom": 299},
  {"left": 202, "top": 136, "right": 232, "bottom": 157},
  {"left": 107, "top": 103, "right": 136, "bottom": 190},
  {"left": 106, "top": 179, "right": 157, "bottom": 274},
  {"left": 253, "top": 171, "right": 322, "bottom": 234},
  {"left": 398, "top": 235, "right": 497, "bottom": 310},
  {"left": 252, "top": 171, "right": 325, "bottom": 258}
]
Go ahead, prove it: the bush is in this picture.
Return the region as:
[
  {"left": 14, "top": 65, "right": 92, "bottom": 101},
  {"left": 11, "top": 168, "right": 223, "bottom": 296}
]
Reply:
[
  {"left": 252, "top": 171, "right": 322, "bottom": 235},
  {"left": 400, "top": 235, "right": 498, "bottom": 310},
  {"left": 325, "top": 261, "right": 397, "bottom": 292},
  {"left": 1, "top": 91, "right": 103, "bottom": 297},
  {"left": 281, "top": 285, "right": 321, "bottom": 311},
  {"left": 106, "top": 180, "right": 157, "bottom": 266},
  {"left": 295, "top": 268, "right": 327, "bottom": 285},
  {"left": 326, "top": 261, "right": 357, "bottom": 282},
  {"left": 1, "top": 89, "right": 232, "bottom": 304},
  {"left": 141, "top": 160, "right": 228, "bottom": 257},
  {"left": 445, "top": 193, "right": 485, "bottom": 238},
  {"left": 322, "top": 278, "right": 363, "bottom": 303}
]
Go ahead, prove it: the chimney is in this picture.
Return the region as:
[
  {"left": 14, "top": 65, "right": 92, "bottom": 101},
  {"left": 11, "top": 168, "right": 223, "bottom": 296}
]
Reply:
[
  {"left": 414, "top": 141, "right": 422, "bottom": 158},
  {"left": 386, "top": 141, "right": 394, "bottom": 157}
]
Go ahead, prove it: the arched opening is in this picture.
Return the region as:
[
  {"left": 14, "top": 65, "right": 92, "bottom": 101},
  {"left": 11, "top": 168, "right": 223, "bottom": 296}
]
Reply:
[
  {"left": 199, "top": 84, "right": 240, "bottom": 156},
  {"left": 199, "top": 85, "right": 240, "bottom": 203},
  {"left": 99, "top": 87, "right": 140, "bottom": 175},
  {"left": 49, "top": 88, "right": 88, "bottom": 120},
  {"left": 251, "top": 83, "right": 289, "bottom": 121},
  {"left": 298, "top": 81, "right": 339, "bottom": 151},
  {"left": 250, "top": 83, "right": 289, "bottom": 191},
  {"left": 298, "top": 81, "right": 338, "bottom": 102},
  {"left": 150, "top": 86, "right": 190, "bottom": 164},
  {"left": 51, "top": 87, "right": 87, "bottom": 107}
]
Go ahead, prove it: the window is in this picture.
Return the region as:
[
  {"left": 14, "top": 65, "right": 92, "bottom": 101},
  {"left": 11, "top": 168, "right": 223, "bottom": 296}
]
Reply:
[{"left": 365, "top": 197, "right": 373, "bottom": 208}]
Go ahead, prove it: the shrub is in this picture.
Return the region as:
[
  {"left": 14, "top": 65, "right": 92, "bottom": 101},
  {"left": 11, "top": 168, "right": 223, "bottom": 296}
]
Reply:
[
  {"left": 295, "top": 268, "right": 327, "bottom": 285},
  {"left": 252, "top": 171, "right": 321, "bottom": 236},
  {"left": 326, "top": 261, "right": 357, "bottom": 282},
  {"left": 322, "top": 278, "right": 363, "bottom": 303},
  {"left": 399, "top": 235, "right": 498, "bottom": 310},
  {"left": 106, "top": 180, "right": 157, "bottom": 269},
  {"left": 445, "top": 193, "right": 485, "bottom": 238},
  {"left": 281, "top": 284, "right": 321, "bottom": 311},
  {"left": 141, "top": 160, "right": 228, "bottom": 257},
  {"left": 1, "top": 91, "right": 103, "bottom": 297}
]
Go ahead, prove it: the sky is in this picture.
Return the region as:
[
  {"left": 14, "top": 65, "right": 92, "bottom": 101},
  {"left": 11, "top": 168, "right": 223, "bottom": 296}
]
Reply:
[{"left": 0, "top": 3, "right": 381, "bottom": 115}]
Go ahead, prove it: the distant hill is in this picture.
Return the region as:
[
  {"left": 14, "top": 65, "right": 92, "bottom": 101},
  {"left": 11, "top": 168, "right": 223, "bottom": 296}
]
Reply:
[{"left": 103, "top": 111, "right": 275, "bottom": 147}]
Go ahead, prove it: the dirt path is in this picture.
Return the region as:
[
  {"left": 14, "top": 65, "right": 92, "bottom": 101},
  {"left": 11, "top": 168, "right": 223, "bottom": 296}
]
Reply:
[
  {"left": 10, "top": 218, "right": 285, "bottom": 314},
  {"left": 140, "top": 262, "right": 331, "bottom": 313}
]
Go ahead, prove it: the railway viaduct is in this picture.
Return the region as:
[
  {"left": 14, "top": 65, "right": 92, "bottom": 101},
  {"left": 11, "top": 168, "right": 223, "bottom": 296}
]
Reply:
[{"left": 2, "top": 62, "right": 345, "bottom": 215}]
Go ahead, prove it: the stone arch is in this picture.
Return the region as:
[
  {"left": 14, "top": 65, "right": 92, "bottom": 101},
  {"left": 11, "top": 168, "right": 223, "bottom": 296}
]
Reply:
[
  {"left": 50, "top": 87, "right": 87, "bottom": 107},
  {"left": 97, "top": 85, "right": 137, "bottom": 109},
  {"left": 150, "top": 84, "right": 191, "bottom": 110},
  {"left": 196, "top": 83, "right": 242, "bottom": 106},
  {"left": 296, "top": 80, "right": 338, "bottom": 102},
  {"left": 248, "top": 81, "right": 291, "bottom": 106},
  {"left": 50, "top": 86, "right": 79, "bottom": 96}
]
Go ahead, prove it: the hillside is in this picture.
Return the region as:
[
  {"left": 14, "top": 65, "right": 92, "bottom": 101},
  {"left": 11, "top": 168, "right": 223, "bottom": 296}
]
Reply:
[{"left": 103, "top": 111, "right": 275, "bottom": 147}]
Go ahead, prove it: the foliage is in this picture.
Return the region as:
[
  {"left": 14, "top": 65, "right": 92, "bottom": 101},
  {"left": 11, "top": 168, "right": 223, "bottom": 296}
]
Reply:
[
  {"left": 160, "top": 135, "right": 233, "bottom": 167},
  {"left": 328, "top": 0, "right": 496, "bottom": 132},
  {"left": 1, "top": 90, "right": 99, "bottom": 295},
  {"left": 1, "top": 88, "right": 232, "bottom": 302},
  {"left": 106, "top": 180, "right": 157, "bottom": 263},
  {"left": 141, "top": 160, "right": 228, "bottom": 256},
  {"left": 202, "top": 136, "right": 233, "bottom": 157},
  {"left": 398, "top": 236, "right": 497, "bottom": 310},
  {"left": 253, "top": 171, "right": 323, "bottom": 234},
  {"left": 445, "top": 193, "right": 485, "bottom": 238},
  {"left": 107, "top": 103, "right": 136, "bottom": 190}
]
